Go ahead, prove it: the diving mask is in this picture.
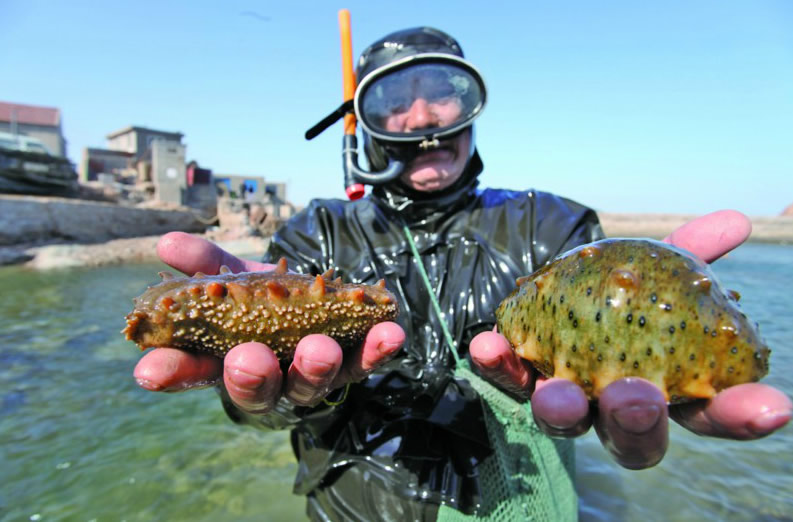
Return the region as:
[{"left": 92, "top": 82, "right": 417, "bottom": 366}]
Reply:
[{"left": 355, "top": 54, "right": 486, "bottom": 149}]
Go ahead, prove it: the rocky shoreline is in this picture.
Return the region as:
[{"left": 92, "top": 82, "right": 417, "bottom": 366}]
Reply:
[
  {"left": 1, "top": 213, "right": 791, "bottom": 270},
  {"left": 0, "top": 234, "right": 270, "bottom": 270},
  {"left": 598, "top": 213, "right": 793, "bottom": 243}
]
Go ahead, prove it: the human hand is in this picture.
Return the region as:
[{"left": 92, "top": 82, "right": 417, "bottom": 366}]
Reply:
[
  {"left": 470, "top": 210, "right": 792, "bottom": 469},
  {"left": 133, "top": 232, "right": 405, "bottom": 414}
]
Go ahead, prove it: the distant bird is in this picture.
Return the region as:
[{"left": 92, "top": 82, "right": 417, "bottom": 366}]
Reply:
[{"left": 240, "top": 10, "right": 271, "bottom": 22}]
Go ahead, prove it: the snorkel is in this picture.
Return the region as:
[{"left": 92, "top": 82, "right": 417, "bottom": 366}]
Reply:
[
  {"left": 304, "top": 13, "right": 486, "bottom": 201},
  {"left": 305, "top": 10, "right": 404, "bottom": 200}
]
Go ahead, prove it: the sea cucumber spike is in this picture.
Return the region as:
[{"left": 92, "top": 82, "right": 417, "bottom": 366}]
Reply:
[
  {"left": 194, "top": 272, "right": 207, "bottom": 278},
  {"left": 321, "top": 268, "right": 335, "bottom": 280},
  {"left": 720, "top": 324, "right": 738, "bottom": 338},
  {"left": 532, "top": 271, "right": 551, "bottom": 290},
  {"left": 350, "top": 288, "right": 365, "bottom": 304},
  {"left": 159, "top": 271, "right": 176, "bottom": 281},
  {"left": 219, "top": 265, "right": 232, "bottom": 274},
  {"left": 578, "top": 245, "right": 601, "bottom": 258},
  {"left": 516, "top": 275, "right": 531, "bottom": 286},
  {"left": 275, "top": 258, "right": 288, "bottom": 274},
  {"left": 613, "top": 269, "right": 639, "bottom": 290},
  {"left": 692, "top": 275, "right": 712, "bottom": 292},
  {"left": 727, "top": 289, "right": 741, "bottom": 302},
  {"left": 265, "top": 280, "right": 290, "bottom": 299},
  {"left": 226, "top": 282, "right": 251, "bottom": 303},
  {"left": 206, "top": 282, "right": 226, "bottom": 298},
  {"left": 310, "top": 275, "right": 326, "bottom": 298},
  {"left": 376, "top": 279, "right": 386, "bottom": 289},
  {"left": 333, "top": 277, "right": 342, "bottom": 285}
]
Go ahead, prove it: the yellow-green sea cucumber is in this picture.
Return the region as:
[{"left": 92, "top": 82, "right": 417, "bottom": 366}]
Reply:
[{"left": 496, "top": 239, "right": 770, "bottom": 402}]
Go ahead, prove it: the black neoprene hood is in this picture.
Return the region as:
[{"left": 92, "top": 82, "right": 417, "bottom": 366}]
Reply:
[{"left": 356, "top": 27, "right": 465, "bottom": 81}]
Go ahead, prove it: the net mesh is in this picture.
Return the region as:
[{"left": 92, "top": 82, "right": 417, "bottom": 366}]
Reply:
[{"left": 437, "top": 363, "right": 577, "bottom": 521}]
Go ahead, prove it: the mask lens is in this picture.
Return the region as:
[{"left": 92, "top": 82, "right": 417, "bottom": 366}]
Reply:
[{"left": 359, "top": 61, "right": 484, "bottom": 139}]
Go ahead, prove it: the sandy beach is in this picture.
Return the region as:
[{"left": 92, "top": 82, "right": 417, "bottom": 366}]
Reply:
[
  {"left": 1, "top": 213, "right": 790, "bottom": 270},
  {"left": 598, "top": 213, "right": 793, "bottom": 243}
]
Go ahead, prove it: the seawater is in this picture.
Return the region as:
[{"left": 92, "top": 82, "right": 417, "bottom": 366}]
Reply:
[{"left": 1, "top": 244, "right": 791, "bottom": 521}]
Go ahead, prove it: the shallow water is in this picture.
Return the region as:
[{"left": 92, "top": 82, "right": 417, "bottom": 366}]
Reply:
[{"left": 1, "top": 244, "right": 791, "bottom": 521}]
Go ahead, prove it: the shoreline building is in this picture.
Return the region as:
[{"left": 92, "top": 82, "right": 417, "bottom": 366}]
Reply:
[
  {"left": 0, "top": 101, "right": 67, "bottom": 157},
  {"left": 80, "top": 125, "right": 294, "bottom": 222},
  {"left": 79, "top": 126, "right": 216, "bottom": 210}
]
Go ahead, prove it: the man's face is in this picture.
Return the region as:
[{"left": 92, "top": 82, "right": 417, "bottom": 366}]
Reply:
[{"left": 383, "top": 98, "right": 470, "bottom": 192}]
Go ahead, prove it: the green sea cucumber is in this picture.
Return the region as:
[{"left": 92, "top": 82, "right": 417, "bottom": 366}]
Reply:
[
  {"left": 123, "top": 259, "right": 399, "bottom": 360},
  {"left": 495, "top": 239, "right": 770, "bottom": 402}
]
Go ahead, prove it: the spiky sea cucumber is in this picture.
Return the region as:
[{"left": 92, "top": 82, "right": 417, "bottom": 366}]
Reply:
[
  {"left": 123, "top": 259, "right": 399, "bottom": 360},
  {"left": 495, "top": 239, "right": 770, "bottom": 402}
]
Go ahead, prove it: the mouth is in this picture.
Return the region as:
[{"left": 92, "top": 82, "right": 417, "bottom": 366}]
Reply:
[{"left": 409, "top": 145, "right": 456, "bottom": 167}]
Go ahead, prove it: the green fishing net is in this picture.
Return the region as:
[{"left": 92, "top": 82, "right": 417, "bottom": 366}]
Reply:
[
  {"left": 437, "top": 362, "right": 577, "bottom": 521},
  {"left": 404, "top": 227, "right": 578, "bottom": 521}
]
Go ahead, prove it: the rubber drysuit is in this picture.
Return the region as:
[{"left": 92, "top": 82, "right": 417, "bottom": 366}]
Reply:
[{"left": 219, "top": 148, "right": 604, "bottom": 520}]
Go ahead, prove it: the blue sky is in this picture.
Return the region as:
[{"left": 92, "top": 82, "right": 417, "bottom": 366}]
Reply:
[{"left": 2, "top": 1, "right": 791, "bottom": 215}]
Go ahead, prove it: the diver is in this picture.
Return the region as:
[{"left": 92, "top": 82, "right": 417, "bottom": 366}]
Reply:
[{"left": 134, "top": 27, "right": 792, "bottom": 520}]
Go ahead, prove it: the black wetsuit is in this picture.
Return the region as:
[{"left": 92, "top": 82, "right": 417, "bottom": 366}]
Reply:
[{"left": 220, "top": 153, "right": 604, "bottom": 520}]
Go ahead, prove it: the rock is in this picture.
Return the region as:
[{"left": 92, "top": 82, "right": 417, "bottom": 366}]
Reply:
[
  {"left": 0, "top": 194, "right": 206, "bottom": 246},
  {"left": 0, "top": 246, "right": 33, "bottom": 266},
  {"left": 21, "top": 235, "right": 269, "bottom": 270}
]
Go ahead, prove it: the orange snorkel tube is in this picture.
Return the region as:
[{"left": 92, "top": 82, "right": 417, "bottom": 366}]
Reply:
[
  {"left": 339, "top": 9, "right": 357, "bottom": 137},
  {"left": 338, "top": 9, "right": 365, "bottom": 200},
  {"left": 304, "top": 10, "right": 405, "bottom": 200}
]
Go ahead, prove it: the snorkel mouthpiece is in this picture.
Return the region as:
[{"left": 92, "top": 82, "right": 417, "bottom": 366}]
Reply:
[{"left": 342, "top": 134, "right": 404, "bottom": 200}]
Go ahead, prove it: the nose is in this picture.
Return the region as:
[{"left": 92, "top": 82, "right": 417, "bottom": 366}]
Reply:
[{"left": 404, "top": 98, "right": 437, "bottom": 131}]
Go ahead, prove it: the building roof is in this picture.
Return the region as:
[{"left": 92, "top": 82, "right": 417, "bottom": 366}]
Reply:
[
  {"left": 84, "top": 147, "right": 135, "bottom": 157},
  {"left": 0, "top": 101, "right": 61, "bottom": 127},
  {"left": 106, "top": 125, "right": 184, "bottom": 140}
]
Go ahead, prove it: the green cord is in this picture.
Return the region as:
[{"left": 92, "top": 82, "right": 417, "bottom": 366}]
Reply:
[
  {"left": 324, "top": 228, "right": 458, "bottom": 408},
  {"left": 323, "top": 382, "right": 351, "bottom": 406},
  {"left": 402, "top": 226, "right": 462, "bottom": 365},
  {"left": 403, "top": 227, "right": 575, "bottom": 520}
]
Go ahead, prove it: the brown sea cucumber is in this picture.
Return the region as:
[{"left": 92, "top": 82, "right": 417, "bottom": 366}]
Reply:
[{"left": 123, "top": 259, "right": 399, "bottom": 360}]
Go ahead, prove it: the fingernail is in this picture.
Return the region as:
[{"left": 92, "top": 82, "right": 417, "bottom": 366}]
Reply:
[
  {"left": 378, "top": 341, "right": 402, "bottom": 356},
  {"left": 135, "top": 378, "right": 163, "bottom": 391},
  {"left": 612, "top": 405, "right": 662, "bottom": 434},
  {"left": 226, "top": 368, "right": 262, "bottom": 389},
  {"left": 476, "top": 355, "right": 502, "bottom": 370},
  {"left": 301, "top": 358, "right": 335, "bottom": 377},
  {"left": 749, "top": 411, "right": 792, "bottom": 435}
]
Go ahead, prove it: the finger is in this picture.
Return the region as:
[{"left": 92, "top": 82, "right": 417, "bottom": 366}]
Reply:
[
  {"left": 663, "top": 209, "right": 752, "bottom": 263},
  {"left": 134, "top": 347, "right": 222, "bottom": 392},
  {"left": 157, "top": 231, "right": 275, "bottom": 275},
  {"left": 334, "top": 321, "right": 405, "bottom": 385},
  {"left": 469, "top": 331, "right": 534, "bottom": 398},
  {"left": 223, "top": 342, "right": 283, "bottom": 415},
  {"left": 670, "top": 383, "right": 792, "bottom": 440},
  {"left": 594, "top": 378, "right": 669, "bottom": 470},
  {"left": 284, "top": 335, "right": 343, "bottom": 406},
  {"left": 531, "top": 378, "right": 592, "bottom": 437}
]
